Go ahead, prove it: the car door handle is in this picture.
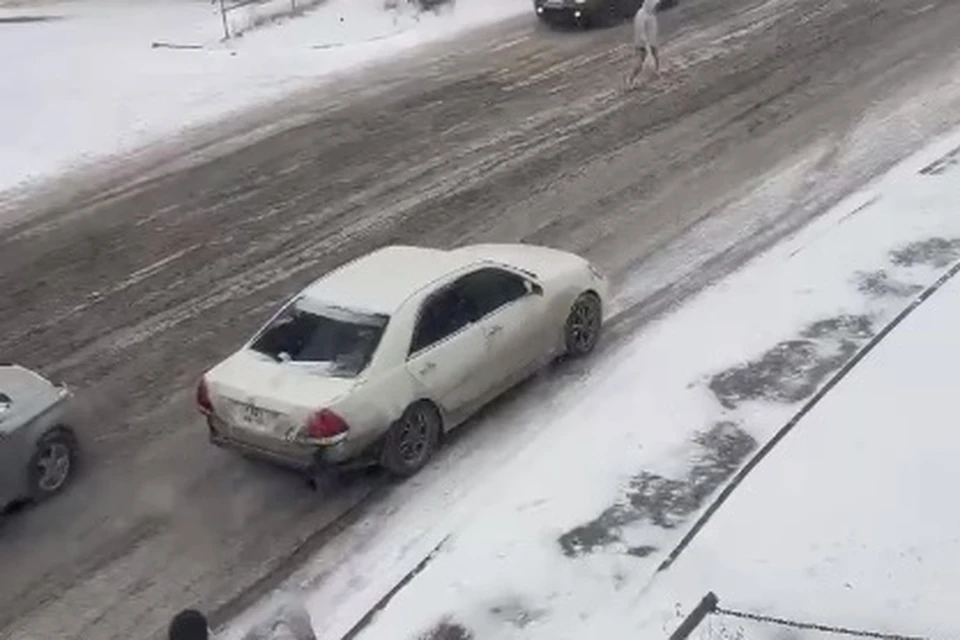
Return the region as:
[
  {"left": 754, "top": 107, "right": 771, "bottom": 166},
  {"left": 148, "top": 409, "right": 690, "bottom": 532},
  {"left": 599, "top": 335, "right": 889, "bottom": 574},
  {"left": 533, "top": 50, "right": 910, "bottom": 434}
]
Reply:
[
  {"left": 485, "top": 325, "right": 503, "bottom": 337},
  {"left": 419, "top": 362, "right": 437, "bottom": 375}
]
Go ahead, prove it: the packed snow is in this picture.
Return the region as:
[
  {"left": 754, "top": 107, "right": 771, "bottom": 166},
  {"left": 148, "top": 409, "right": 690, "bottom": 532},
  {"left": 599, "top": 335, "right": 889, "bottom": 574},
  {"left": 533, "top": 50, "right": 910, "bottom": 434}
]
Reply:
[
  {"left": 220, "top": 128, "right": 960, "bottom": 637},
  {"left": 621, "top": 234, "right": 960, "bottom": 640},
  {"left": 683, "top": 272, "right": 960, "bottom": 640},
  {"left": 0, "top": 0, "right": 527, "bottom": 201}
]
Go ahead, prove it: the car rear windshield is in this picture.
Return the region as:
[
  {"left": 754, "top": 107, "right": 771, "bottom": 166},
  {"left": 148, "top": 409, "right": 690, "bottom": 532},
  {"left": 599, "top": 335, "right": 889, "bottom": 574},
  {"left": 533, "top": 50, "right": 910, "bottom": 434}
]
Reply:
[{"left": 249, "top": 299, "right": 389, "bottom": 377}]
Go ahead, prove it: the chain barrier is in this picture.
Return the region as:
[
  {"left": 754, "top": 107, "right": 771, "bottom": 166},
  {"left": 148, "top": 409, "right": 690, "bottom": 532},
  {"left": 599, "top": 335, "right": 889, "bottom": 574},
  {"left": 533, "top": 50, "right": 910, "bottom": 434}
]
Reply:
[
  {"left": 714, "top": 605, "right": 933, "bottom": 640},
  {"left": 670, "top": 592, "right": 942, "bottom": 640}
]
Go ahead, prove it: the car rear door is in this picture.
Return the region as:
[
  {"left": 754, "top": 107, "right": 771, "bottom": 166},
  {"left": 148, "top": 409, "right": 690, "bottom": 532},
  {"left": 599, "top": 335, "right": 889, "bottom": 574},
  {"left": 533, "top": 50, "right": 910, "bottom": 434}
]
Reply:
[
  {"left": 0, "top": 392, "right": 27, "bottom": 505},
  {"left": 405, "top": 280, "right": 490, "bottom": 415},
  {"left": 459, "top": 267, "right": 551, "bottom": 381}
]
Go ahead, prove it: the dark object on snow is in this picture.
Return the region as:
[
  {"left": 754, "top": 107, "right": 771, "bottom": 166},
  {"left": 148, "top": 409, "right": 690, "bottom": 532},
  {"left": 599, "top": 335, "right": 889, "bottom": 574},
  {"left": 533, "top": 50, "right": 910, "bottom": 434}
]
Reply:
[
  {"left": 168, "top": 609, "right": 210, "bottom": 640},
  {"left": 533, "top": 0, "right": 675, "bottom": 28},
  {"left": 413, "top": 0, "right": 454, "bottom": 9},
  {"left": 151, "top": 41, "right": 205, "bottom": 50}
]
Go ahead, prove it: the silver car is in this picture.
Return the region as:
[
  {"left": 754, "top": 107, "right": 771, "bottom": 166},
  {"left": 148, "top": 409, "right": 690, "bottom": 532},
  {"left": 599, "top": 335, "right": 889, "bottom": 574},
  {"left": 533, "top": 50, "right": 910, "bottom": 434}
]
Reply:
[{"left": 0, "top": 364, "right": 79, "bottom": 509}]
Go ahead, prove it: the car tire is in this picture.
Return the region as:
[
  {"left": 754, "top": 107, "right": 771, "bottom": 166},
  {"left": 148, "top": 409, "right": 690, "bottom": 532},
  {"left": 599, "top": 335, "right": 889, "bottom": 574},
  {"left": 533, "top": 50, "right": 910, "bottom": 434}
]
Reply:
[
  {"left": 381, "top": 402, "right": 442, "bottom": 477},
  {"left": 28, "top": 427, "right": 78, "bottom": 501},
  {"left": 564, "top": 292, "right": 603, "bottom": 357}
]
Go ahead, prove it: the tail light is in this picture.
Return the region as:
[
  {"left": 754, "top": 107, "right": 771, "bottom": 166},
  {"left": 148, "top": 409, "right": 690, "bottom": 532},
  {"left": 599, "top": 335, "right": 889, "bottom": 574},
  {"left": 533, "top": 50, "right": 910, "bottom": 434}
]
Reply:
[
  {"left": 306, "top": 409, "right": 349, "bottom": 440},
  {"left": 197, "top": 378, "right": 213, "bottom": 416}
]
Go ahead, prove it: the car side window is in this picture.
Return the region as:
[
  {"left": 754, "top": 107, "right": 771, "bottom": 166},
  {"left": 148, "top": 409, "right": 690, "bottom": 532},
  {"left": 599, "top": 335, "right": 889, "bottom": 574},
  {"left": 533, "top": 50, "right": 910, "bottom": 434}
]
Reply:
[
  {"left": 459, "top": 268, "right": 529, "bottom": 318},
  {"left": 409, "top": 285, "right": 480, "bottom": 354}
]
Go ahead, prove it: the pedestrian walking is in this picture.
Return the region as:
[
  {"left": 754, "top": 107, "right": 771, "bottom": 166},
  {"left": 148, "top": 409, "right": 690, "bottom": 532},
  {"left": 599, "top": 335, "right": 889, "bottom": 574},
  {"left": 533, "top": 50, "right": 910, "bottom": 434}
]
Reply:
[
  {"left": 626, "top": 0, "right": 660, "bottom": 88},
  {"left": 168, "top": 609, "right": 211, "bottom": 640}
]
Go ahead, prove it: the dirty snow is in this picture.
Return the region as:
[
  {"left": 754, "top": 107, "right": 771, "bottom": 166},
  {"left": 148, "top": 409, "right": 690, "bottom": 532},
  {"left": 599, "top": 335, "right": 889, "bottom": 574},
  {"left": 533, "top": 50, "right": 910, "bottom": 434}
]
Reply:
[
  {"left": 0, "top": 0, "right": 526, "bottom": 200},
  {"left": 219, "top": 128, "right": 960, "bottom": 638}
]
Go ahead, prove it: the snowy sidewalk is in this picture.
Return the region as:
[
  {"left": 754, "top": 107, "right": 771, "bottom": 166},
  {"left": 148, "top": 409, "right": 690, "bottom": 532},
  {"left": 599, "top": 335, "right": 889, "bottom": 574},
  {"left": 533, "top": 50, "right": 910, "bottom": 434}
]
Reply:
[
  {"left": 626, "top": 234, "right": 960, "bottom": 640},
  {"left": 0, "top": 0, "right": 526, "bottom": 202},
  {"left": 220, "top": 131, "right": 960, "bottom": 637}
]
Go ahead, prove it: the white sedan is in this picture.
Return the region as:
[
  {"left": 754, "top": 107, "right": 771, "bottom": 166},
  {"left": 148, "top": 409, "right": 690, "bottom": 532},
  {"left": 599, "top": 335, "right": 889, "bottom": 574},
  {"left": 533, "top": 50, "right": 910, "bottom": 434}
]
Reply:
[{"left": 198, "top": 244, "right": 609, "bottom": 477}]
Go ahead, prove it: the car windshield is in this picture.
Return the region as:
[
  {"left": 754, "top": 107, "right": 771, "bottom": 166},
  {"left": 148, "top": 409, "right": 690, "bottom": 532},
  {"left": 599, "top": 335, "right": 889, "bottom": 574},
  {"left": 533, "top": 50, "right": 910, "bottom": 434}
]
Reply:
[{"left": 249, "top": 298, "right": 388, "bottom": 377}]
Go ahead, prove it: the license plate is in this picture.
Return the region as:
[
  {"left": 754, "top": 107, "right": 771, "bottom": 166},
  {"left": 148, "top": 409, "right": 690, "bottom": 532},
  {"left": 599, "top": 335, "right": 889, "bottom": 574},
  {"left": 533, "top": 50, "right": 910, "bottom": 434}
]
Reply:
[
  {"left": 544, "top": 0, "right": 564, "bottom": 6},
  {"left": 238, "top": 403, "right": 272, "bottom": 431}
]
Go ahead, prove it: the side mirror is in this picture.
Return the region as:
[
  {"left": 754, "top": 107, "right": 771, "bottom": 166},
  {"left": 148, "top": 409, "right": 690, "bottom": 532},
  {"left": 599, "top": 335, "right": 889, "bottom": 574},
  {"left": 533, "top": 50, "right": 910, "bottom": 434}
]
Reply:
[{"left": 527, "top": 281, "right": 544, "bottom": 296}]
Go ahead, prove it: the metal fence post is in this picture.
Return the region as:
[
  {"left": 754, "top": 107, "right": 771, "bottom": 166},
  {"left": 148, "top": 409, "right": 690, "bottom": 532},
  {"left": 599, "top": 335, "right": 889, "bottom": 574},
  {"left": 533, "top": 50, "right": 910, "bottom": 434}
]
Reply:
[
  {"left": 219, "top": 0, "right": 230, "bottom": 39},
  {"left": 669, "top": 592, "right": 719, "bottom": 640}
]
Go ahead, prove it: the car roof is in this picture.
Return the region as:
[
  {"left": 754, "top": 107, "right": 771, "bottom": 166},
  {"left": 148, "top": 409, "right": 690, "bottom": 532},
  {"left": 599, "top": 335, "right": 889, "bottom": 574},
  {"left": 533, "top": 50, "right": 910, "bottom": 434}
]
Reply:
[{"left": 300, "top": 245, "right": 481, "bottom": 315}]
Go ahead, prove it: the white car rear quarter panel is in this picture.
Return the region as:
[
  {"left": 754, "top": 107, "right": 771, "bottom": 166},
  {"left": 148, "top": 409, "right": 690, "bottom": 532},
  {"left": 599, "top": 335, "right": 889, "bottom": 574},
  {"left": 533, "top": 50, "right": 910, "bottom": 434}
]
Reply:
[{"left": 332, "top": 296, "right": 423, "bottom": 450}]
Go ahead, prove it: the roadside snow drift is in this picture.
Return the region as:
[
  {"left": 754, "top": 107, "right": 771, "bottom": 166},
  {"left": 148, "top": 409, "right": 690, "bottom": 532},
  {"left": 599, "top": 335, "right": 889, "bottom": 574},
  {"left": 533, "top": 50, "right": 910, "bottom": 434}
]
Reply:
[
  {"left": 220, "top": 129, "right": 960, "bottom": 637},
  {"left": 0, "top": 0, "right": 526, "bottom": 201}
]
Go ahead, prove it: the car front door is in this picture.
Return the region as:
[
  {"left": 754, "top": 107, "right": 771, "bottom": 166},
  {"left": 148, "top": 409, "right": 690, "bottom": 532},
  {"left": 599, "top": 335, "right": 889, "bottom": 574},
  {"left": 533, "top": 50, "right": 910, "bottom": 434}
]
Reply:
[
  {"left": 459, "top": 267, "right": 551, "bottom": 384},
  {"left": 405, "top": 281, "right": 490, "bottom": 417}
]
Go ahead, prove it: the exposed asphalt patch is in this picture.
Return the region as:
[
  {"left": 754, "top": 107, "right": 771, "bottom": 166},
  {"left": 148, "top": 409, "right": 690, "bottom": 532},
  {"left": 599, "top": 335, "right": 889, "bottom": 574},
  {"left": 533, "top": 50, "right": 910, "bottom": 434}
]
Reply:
[
  {"left": 418, "top": 620, "right": 473, "bottom": 640},
  {"left": 626, "top": 544, "right": 658, "bottom": 558},
  {"left": 799, "top": 314, "right": 874, "bottom": 341},
  {"left": 558, "top": 422, "right": 756, "bottom": 558},
  {"left": 709, "top": 314, "right": 873, "bottom": 410},
  {"left": 855, "top": 270, "right": 924, "bottom": 298},
  {"left": 488, "top": 597, "right": 548, "bottom": 629},
  {"left": 890, "top": 237, "right": 960, "bottom": 268}
]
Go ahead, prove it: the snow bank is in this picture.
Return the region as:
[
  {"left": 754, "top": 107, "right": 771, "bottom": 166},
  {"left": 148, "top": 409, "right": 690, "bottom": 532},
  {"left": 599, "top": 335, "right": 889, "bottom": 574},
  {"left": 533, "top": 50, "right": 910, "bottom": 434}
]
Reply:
[
  {"left": 0, "top": 0, "right": 527, "bottom": 201},
  {"left": 219, "top": 129, "right": 960, "bottom": 637}
]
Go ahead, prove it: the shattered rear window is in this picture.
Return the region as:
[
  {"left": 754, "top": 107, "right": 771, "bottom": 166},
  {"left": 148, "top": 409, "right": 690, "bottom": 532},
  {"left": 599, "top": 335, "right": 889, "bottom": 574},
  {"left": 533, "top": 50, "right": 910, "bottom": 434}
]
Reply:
[{"left": 249, "top": 298, "right": 388, "bottom": 377}]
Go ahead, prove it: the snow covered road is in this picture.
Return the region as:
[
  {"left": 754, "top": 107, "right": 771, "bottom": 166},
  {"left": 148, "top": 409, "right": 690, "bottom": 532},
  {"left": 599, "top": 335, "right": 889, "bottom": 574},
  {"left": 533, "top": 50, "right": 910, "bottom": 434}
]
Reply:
[
  {"left": 225, "top": 117, "right": 960, "bottom": 640},
  {"left": 1, "top": 0, "right": 960, "bottom": 638}
]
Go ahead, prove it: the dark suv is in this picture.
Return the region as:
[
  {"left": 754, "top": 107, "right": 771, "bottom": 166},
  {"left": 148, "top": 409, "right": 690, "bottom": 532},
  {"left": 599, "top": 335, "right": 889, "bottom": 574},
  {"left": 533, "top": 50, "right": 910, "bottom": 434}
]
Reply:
[
  {"left": 533, "top": 0, "right": 638, "bottom": 25},
  {"left": 533, "top": 0, "right": 675, "bottom": 27}
]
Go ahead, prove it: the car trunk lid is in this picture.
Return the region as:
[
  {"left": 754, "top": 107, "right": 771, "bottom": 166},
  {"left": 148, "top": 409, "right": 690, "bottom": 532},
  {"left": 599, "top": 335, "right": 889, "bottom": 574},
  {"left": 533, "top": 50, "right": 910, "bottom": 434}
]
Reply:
[
  {"left": 205, "top": 350, "right": 357, "bottom": 440},
  {"left": 0, "top": 365, "right": 61, "bottom": 435}
]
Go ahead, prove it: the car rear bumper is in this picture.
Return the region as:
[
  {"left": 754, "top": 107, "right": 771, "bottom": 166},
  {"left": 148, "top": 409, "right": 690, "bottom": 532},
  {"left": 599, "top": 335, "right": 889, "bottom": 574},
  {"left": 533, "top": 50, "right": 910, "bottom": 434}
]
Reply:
[
  {"left": 206, "top": 416, "right": 350, "bottom": 471},
  {"left": 535, "top": 0, "right": 597, "bottom": 19}
]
